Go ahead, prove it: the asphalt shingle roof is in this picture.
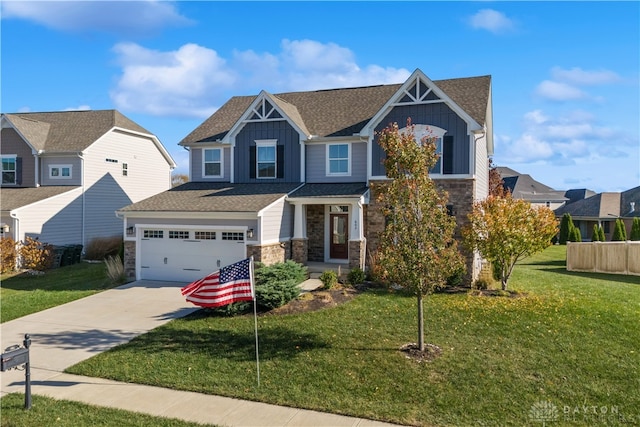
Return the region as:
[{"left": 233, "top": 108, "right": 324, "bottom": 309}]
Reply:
[
  {"left": 288, "top": 183, "right": 369, "bottom": 199},
  {"left": 1, "top": 186, "right": 80, "bottom": 211},
  {"left": 180, "top": 75, "right": 491, "bottom": 145},
  {"left": 554, "top": 186, "right": 640, "bottom": 219},
  {"left": 118, "top": 182, "right": 301, "bottom": 213},
  {"left": 4, "top": 110, "right": 152, "bottom": 152}
]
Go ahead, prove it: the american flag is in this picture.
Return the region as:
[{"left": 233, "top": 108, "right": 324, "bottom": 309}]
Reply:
[{"left": 180, "top": 258, "right": 254, "bottom": 308}]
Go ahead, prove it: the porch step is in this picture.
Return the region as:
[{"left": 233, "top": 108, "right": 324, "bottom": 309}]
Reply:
[{"left": 306, "top": 262, "right": 350, "bottom": 277}]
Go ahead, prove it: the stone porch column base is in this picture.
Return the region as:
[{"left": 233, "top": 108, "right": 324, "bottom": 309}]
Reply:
[
  {"left": 348, "top": 239, "right": 366, "bottom": 270},
  {"left": 291, "top": 238, "right": 308, "bottom": 265}
]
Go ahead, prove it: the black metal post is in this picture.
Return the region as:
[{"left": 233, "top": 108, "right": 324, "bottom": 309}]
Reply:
[{"left": 23, "top": 334, "right": 31, "bottom": 410}]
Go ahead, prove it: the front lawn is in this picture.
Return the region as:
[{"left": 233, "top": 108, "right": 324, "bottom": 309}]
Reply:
[
  {"left": 0, "top": 393, "right": 213, "bottom": 427},
  {"left": 1, "top": 262, "right": 120, "bottom": 323},
  {"left": 66, "top": 246, "right": 640, "bottom": 426}
]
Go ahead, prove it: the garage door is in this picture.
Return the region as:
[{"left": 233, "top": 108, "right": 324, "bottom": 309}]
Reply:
[{"left": 139, "top": 228, "right": 246, "bottom": 282}]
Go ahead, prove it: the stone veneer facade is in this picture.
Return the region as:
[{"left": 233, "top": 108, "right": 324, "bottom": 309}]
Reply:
[
  {"left": 291, "top": 238, "right": 308, "bottom": 265},
  {"left": 306, "top": 204, "right": 325, "bottom": 262},
  {"left": 366, "top": 178, "right": 478, "bottom": 285},
  {"left": 123, "top": 240, "right": 136, "bottom": 281},
  {"left": 247, "top": 241, "right": 291, "bottom": 266}
]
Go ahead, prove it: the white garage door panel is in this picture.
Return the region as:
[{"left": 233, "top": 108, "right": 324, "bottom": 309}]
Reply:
[{"left": 139, "top": 229, "right": 246, "bottom": 282}]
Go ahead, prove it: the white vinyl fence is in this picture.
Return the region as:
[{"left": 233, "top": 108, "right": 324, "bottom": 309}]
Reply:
[{"left": 566, "top": 241, "right": 640, "bottom": 276}]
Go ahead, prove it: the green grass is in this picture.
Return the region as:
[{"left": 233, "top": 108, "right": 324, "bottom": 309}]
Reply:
[
  {"left": 1, "top": 262, "right": 121, "bottom": 323},
  {"left": 0, "top": 393, "right": 213, "bottom": 427},
  {"left": 67, "top": 246, "right": 640, "bottom": 426}
]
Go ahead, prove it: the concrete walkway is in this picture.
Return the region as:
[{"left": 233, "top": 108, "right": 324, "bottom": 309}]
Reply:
[{"left": 1, "top": 279, "right": 399, "bottom": 426}]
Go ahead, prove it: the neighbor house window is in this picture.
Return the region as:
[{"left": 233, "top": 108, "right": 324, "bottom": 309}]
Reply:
[
  {"left": 49, "top": 165, "right": 72, "bottom": 179},
  {"left": 1, "top": 156, "right": 16, "bottom": 185},
  {"left": 203, "top": 148, "right": 222, "bottom": 177},
  {"left": 327, "top": 143, "right": 350, "bottom": 175},
  {"left": 122, "top": 163, "right": 128, "bottom": 177},
  {"left": 256, "top": 140, "right": 276, "bottom": 179}
]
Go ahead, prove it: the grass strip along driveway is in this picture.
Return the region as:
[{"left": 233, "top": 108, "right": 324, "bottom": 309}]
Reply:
[
  {"left": 0, "top": 262, "right": 116, "bottom": 323},
  {"left": 67, "top": 246, "right": 639, "bottom": 426}
]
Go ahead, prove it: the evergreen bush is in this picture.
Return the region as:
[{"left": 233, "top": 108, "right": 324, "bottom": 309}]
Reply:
[
  {"left": 255, "top": 279, "right": 300, "bottom": 310},
  {"left": 346, "top": 267, "right": 366, "bottom": 285},
  {"left": 559, "top": 213, "right": 573, "bottom": 245},
  {"left": 569, "top": 226, "right": 582, "bottom": 242},
  {"left": 631, "top": 217, "right": 640, "bottom": 241},
  {"left": 319, "top": 270, "right": 338, "bottom": 289},
  {"left": 254, "top": 260, "right": 307, "bottom": 286},
  {"left": 612, "top": 218, "right": 627, "bottom": 241}
]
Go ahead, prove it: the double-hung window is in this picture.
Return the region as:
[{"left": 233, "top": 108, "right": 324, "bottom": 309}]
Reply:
[
  {"left": 49, "top": 164, "right": 72, "bottom": 179},
  {"left": 327, "top": 143, "right": 350, "bottom": 175},
  {"left": 1, "top": 156, "right": 16, "bottom": 185},
  {"left": 203, "top": 148, "right": 222, "bottom": 177},
  {"left": 256, "top": 140, "right": 276, "bottom": 179}
]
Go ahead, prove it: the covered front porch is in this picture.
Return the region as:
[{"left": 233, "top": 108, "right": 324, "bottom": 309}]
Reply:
[{"left": 287, "top": 183, "right": 369, "bottom": 270}]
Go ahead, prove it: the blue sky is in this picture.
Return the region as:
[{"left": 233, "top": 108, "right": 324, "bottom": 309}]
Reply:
[{"left": 2, "top": 1, "right": 638, "bottom": 193}]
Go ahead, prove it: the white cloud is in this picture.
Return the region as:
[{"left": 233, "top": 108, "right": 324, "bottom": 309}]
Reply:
[
  {"left": 500, "top": 109, "right": 632, "bottom": 166},
  {"left": 535, "top": 80, "right": 587, "bottom": 101},
  {"left": 111, "top": 39, "right": 411, "bottom": 118},
  {"left": 64, "top": 105, "right": 91, "bottom": 111},
  {"left": 1, "top": 0, "right": 191, "bottom": 35},
  {"left": 468, "top": 9, "right": 515, "bottom": 34},
  {"left": 111, "top": 42, "right": 235, "bottom": 118},
  {"left": 550, "top": 67, "right": 622, "bottom": 86}
]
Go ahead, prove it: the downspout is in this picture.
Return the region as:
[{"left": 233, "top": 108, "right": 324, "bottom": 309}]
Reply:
[
  {"left": 9, "top": 212, "right": 19, "bottom": 243},
  {"left": 80, "top": 153, "right": 85, "bottom": 247}
]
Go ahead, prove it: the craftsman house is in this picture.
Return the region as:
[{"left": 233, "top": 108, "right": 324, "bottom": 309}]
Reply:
[
  {"left": 1, "top": 110, "right": 175, "bottom": 248},
  {"left": 118, "top": 69, "right": 493, "bottom": 283}
]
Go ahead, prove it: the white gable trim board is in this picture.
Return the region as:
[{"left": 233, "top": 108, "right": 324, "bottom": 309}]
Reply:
[{"left": 134, "top": 224, "right": 248, "bottom": 282}]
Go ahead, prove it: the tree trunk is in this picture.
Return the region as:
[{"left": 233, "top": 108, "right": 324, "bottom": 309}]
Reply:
[{"left": 417, "top": 291, "right": 424, "bottom": 351}]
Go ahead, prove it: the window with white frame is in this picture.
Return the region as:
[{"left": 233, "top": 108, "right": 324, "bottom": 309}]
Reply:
[
  {"left": 1, "top": 156, "right": 17, "bottom": 185},
  {"left": 203, "top": 148, "right": 222, "bottom": 177},
  {"left": 49, "top": 164, "right": 72, "bottom": 179},
  {"left": 256, "top": 140, "right": 276, "bottom": 179},
  {"left": 327, "top": 143, "right": 350, "bottom": 175},
  {"left": 399, "top": 124, "right": 449, "bottom": 174}
]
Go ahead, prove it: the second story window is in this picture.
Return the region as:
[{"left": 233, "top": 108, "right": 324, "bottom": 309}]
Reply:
[
  {"left": 122, "top": 163, "right": 128, "bottom": 176},
  {"left": 256, "top": 141, "right": 276, "bottom": 179},
  {"left": 203, "top": 148, "right": 222, "bottom": 177},
  {"left": 1, "top": 156, "right": 17, "bottom": 185},
  {"left": 327, "top": 143, "right": 350, "bottom": 175},
  {"left": 49, "top": 164, "right": 72, "bottom": 179}
]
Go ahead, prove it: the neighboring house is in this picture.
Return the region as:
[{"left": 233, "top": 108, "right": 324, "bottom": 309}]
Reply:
[
  {"left": 496, "top": 167, "right": 568, "bottom": 210},
  {"left": 118, "top": 69, "right": 493, "bottom": 283},
  {"left": 1, "top": 110, "right": 175, "bottom": 249},
  {"left": 554, "top": 186, "right": 640, "bottom": 240}
]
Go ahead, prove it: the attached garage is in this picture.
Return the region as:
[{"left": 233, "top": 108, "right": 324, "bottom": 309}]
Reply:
[{"left": 137, "top": 226, "right": 247, "bottom": 282}]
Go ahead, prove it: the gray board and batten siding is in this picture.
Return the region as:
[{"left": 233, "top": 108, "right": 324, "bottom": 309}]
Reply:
[
  {"left": 371, "top": 103, "right": 470, "bottom": 177},
  {"left": 234, "top": 121, "right": 302, "bottom": 183}
]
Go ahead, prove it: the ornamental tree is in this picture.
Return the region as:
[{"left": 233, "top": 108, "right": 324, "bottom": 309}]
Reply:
[
  {"left": 463, "top": 193, "right": 558, "bottom": 290},
  {"left": 375, "top": 120, "right": 464, "bottom": 352}
]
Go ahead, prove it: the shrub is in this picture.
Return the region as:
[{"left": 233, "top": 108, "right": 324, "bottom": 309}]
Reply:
[
  {"left": 559, "top": 213, "right": 573, "bottom": 245},
  {"left": 105, "top": 256, "right": 126, "bottom": 285},
  {"left": 346, "top": 267, "right": 366, "bottom": 286},
  {"left": 85, "top": 236, "right": 123, "bottom": 260},
  {"left": 255, "top": 279, "right": 300, "bottom": 310},
  {"left": 319, "top": 270, "right": 338, "bottom": 289},
  {"left": 631, "top": 217, "right": 640, "bottom": 241},
  {"left": 254, "top": 260, "right": 307, "bottom": 286},
  {"left": 568, "top": 226, "right": 582, "bottom": 242},
  {"left": 209, "top": 301, "right": 252, "bottom": 317},
  {"left": 612, "top": 218, "right": 627, "bottom": 241},
  {"left": 446, "top": 264, "right": 466, "bottom": 287},
  {"left": 1, "top": 237, "right": 17, "bottom": 274},
  {"left": 18, "top": 237, "right": 54, "bottom": 271}
]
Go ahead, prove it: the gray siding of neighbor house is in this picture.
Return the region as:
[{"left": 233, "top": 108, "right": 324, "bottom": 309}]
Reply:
[
  {"left": 234, "top": 121, "right": 301, "bottom": 183},
  {"left": 190, "top": 147, "right": 231, "bottom": 182},
  {"left": 372, "top": 103, "right": 469, "bottom": 176},
  {"left": 0, "top": 128, "right": 36, "bottom": 187},
  {"left": 18, "top": 188, "right": 83, "bottom": 245},
  {"left": 306, "top": 142, "right": 367, "bottom": 183},
  {"left": 40, "top": 156, "right": 83, "bottom": 186},
  {"left": 83, "top": 172, "right": 133, "bottom": 243}
]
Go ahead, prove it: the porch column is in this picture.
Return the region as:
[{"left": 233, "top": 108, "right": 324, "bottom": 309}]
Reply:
[
  {"left": 349, "top": 201, "right": 366, "bottom": 270},
  {"left": 291, "top": 202, "right": 308, "bottom": 264},
  {"left": 293, "top": 203, "right": 306, "bottom": 239}
]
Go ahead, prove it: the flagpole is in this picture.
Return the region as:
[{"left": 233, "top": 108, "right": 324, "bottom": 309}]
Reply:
[{"left": 250, "top": 256, "right": 260, "bottom": 387}]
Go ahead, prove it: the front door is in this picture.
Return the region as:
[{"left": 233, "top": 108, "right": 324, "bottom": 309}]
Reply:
[{"left": 329, "top": 213, "right": 348, "bottom": 259}]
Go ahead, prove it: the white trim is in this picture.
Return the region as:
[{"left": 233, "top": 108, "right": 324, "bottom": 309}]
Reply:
[
  {"left": 1, "top": 154, "right": 18, "bottom": 185},
  {"left": 325, "top": 204, "right": 350, "bottom": 262},
  {"left": 255, "top": 139, "right": 277, "bottom": 179},
  {"left": 202, "top": 147, "right": 224, "bottom": 178},
  {"left": 326, "top": 142, "right": 351, "bottom": 176},
  {"left": 111, "top": 126, "right": 177, "bottom": 168},
  {"left": 48, "top": 164, "right": 72, "bottom": 179},
  {"left": 10, "top": 186, "right": 82, "bottom": 215},
  {"left": 118, "top": 211, "right": 258, "bottom": 220}
]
